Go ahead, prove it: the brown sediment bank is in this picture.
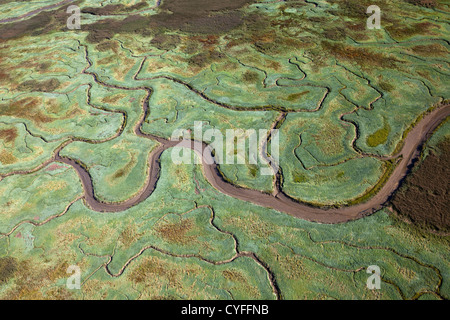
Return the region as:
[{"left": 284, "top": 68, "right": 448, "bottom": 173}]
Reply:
[{"left": 392, "top": 138, "right": 450, "bottom": 234}]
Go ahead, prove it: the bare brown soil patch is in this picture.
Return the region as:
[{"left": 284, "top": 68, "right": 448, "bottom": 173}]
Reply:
[{"left": 392, "top": 139, "right": 450, "bottom": 233}]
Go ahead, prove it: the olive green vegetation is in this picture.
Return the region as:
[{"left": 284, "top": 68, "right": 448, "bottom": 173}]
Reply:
[
  {"left": 424, "top": 117, "right": 450, "bottom": 153},
  {"left": 367, "top": 119, "right": 391, "bottom": 148},
  {"left": 0, "top": 0, "right": 449, "bottom": 299}
]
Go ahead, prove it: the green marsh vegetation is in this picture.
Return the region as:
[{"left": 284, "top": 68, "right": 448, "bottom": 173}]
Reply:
[{"left": 0, "top": 0, "right": 448, "bottom": 300}]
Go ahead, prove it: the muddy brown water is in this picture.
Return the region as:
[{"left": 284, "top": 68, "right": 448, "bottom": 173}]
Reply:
[{"left": 55, "top": 101, "right": 450, "bottom": 224}]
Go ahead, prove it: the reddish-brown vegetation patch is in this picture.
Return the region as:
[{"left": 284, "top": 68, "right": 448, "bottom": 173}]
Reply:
[
  {"left": 242, "top": 70, "right": 260, "bottom": 83},
  {"left": 81, "top": 1, "right": 147, "bottom": 15},
  {"left": 0, "top": 258, "right": 73, "bottom": 299},
  {"left": 322, "top": 41, "right": 400, "bottom": 69},
  {"left": 96, "top": 40, "right": 120, "bottom": 53},
  {"left": 128, "top": 256, "right": 188, "bottom": 289},
  {"left": 0, "top": 127, "right": 18, "bottom": 144},
  {"left": 187, "top": 50, "right": 224, "bottom": 68},
  {"left": 155, "top": 218, "right": 196, "bottom": 244},
  {"left": 150, "top": 34, "right": 181, "bottom": 51},
  {"left": 0, "top": 97, "right": 53, "bottom": 123},
  {"left": 46, "top": 164, "right": 67, "bottom": 172},
  {"left": 17, "top": 78, "right": 60, "bottom": 92},
  {"left": 386, "top": 22, "right": 435, "bottom": 40},
  {"left": 332, "top": 0, "right": 376, "bottom": 19},
  {"left": 286, "top": 91, "right": 310, "bottom": 102},
  {"left": 0, "top": 256, "right": 18, "bottom": 285},
  {"left": 392, "top": 139, "right": 450, "bottom": 234},
  {"left": 406, "top": 0, "right": 437, "bottom": 8},
  {"left": 411, "top": 43, "right": 448, "bottom": 57}
]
